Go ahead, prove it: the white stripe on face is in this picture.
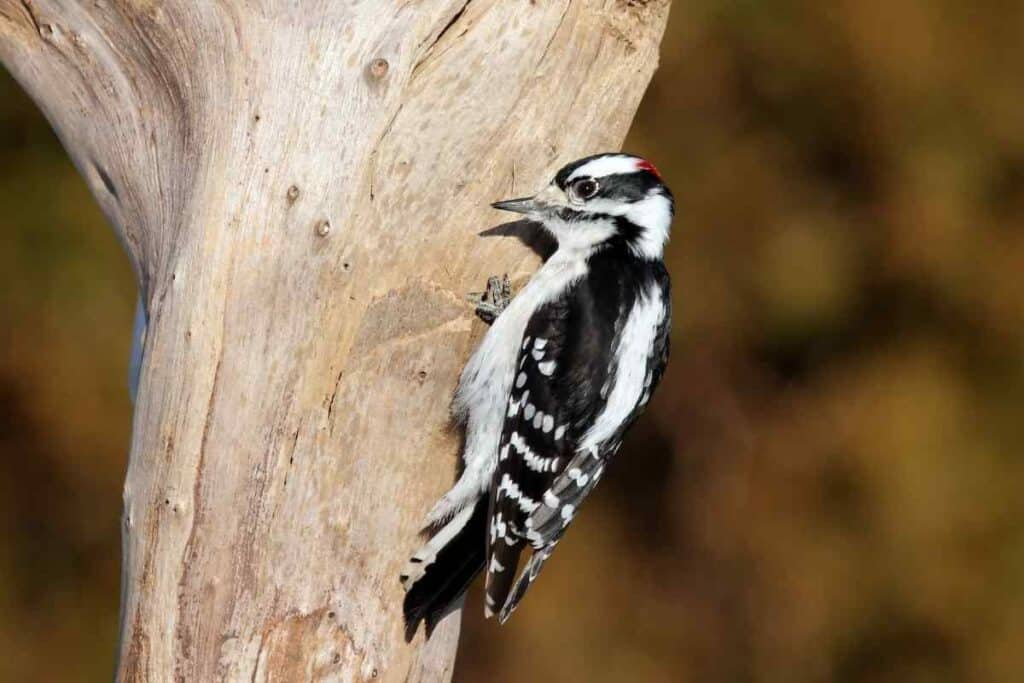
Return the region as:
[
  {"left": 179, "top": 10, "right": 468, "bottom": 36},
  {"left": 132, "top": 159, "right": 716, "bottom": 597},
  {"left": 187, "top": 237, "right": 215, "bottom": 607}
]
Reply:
[
  {"left": 566, "top": 155, "right": 642, "bottom": 182},
  {"left": 624, "top": 192, "right": 673, "bottom": 259}
]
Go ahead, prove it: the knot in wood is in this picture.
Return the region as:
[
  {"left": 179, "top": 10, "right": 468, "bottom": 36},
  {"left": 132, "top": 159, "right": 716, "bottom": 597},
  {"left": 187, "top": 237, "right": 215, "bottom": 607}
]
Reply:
[
  {"left": 315, "top": 220, "right": 331, "bottom": 237},
  {"left": 367, "top": 58, "right": 389, "bottom": 80}
]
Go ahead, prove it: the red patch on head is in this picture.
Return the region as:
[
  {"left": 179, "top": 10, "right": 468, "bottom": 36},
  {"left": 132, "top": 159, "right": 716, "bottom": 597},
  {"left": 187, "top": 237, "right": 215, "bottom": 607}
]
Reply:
[{"left": 635, "top": 159, "right": 663, "bottom": 180}]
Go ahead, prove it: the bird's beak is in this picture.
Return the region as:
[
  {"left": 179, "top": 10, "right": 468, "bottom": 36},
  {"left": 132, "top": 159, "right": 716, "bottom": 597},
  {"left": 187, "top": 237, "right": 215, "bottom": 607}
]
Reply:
[{"left": 491, "top": 196, "right": 540, "bottom": 215}]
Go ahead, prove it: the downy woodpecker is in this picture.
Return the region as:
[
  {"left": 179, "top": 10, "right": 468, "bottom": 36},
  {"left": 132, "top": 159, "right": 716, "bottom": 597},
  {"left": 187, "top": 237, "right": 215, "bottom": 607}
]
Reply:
[{"left": 402, "top": 153, "right": 673, "bottom": 635}]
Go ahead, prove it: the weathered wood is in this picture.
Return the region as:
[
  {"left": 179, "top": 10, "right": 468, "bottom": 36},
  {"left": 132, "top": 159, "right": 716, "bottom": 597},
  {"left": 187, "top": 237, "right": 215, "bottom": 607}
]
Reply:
[{"left": 0, "top": 1, "right": 670, "bottom": 680}]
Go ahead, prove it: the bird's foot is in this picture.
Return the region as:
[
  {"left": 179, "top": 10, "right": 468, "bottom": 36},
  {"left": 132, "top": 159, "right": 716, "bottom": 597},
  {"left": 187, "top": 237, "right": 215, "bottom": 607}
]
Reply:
[{"left": 466, "top": 274, "right": 511, "bottom": 325}]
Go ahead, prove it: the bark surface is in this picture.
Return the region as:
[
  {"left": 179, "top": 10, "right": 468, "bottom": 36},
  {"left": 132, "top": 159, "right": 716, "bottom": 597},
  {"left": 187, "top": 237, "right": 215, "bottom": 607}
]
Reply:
[{"left": 0, "top": 1, "right": 670, "bottom": 680}]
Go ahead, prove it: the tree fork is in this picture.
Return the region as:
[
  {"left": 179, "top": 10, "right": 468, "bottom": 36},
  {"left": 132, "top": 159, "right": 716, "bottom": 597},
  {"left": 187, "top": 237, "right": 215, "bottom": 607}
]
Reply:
[{"left": 0, "top": 1, "right": 670, "bottom": 680}]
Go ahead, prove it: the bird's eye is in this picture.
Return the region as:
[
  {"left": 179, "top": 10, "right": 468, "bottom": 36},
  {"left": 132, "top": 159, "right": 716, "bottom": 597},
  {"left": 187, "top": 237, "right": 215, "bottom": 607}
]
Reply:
[{"left": 569, "top": 177, "right": 599, "bottom": 202}]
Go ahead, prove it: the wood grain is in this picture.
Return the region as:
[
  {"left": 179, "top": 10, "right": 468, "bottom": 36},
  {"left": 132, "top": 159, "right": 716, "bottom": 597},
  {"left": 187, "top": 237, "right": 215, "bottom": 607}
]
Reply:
[{"left": 0, "top": 1, "right": 670, "bottom": 680}]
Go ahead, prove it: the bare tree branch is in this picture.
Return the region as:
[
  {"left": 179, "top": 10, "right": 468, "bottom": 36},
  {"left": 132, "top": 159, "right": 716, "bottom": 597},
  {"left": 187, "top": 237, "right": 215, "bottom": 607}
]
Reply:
[{"left": 0, "top": 0, "right": 670, "bottom": 679}]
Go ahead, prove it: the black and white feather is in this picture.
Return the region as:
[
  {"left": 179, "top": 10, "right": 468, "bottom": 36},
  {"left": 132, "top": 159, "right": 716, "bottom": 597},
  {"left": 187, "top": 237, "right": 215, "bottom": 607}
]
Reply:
[{"left": 402, "top": 153, "right": 674, "bottom": 634}]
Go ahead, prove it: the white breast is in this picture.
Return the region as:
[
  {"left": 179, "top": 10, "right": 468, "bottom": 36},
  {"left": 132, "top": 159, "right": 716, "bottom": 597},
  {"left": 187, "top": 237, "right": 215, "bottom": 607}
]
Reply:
[{"left": 453, "top": 249, "right": 588, "bottom": 482}]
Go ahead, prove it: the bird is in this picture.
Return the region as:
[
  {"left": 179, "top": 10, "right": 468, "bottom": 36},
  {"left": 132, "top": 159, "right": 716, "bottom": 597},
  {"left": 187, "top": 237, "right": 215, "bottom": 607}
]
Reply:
[{"left": 401, "top": 152, "right": 673, "bottom": 637}]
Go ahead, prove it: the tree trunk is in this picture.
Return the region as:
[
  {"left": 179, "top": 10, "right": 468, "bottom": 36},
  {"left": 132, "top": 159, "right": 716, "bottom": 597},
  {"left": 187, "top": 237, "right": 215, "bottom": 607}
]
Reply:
[{"left": 0, "top": 1, "right": 670, "bottom": 680}]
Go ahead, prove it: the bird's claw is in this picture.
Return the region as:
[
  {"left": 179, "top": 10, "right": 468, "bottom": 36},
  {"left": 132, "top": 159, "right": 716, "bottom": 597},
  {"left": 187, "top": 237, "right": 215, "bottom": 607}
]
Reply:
[{"left": 467, "top": 274, "right": 511, "bottom": 325}]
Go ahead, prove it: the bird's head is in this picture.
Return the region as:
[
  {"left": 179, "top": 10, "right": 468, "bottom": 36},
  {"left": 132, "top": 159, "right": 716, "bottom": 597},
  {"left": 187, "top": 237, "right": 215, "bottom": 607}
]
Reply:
[{"left": 491, "top": 153, "right": 674, "bottom": 259}]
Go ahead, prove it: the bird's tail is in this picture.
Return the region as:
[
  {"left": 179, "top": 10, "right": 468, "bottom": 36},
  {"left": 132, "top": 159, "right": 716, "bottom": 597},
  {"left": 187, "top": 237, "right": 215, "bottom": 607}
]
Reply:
[{"left": 401, "top": 497, "right": 487, "bottom": 640}]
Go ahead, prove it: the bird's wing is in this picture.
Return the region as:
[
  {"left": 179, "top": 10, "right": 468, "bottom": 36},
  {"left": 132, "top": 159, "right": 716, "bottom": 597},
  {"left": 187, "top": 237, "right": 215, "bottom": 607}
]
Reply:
[
  {"left": 498, "top": 274, "right": 671, "bottom": 622},
  {"left": 483, "top": 291, "right": 580, "bottom": 617}
]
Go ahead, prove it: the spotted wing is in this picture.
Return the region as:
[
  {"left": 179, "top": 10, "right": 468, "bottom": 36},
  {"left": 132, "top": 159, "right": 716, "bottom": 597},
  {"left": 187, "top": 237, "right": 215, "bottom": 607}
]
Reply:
[
  {"left": 483, "top": 293, "right": 592, "bottom": 618},
  {"left": 500, "top": 270, "right": 672, "bottom": 621}
]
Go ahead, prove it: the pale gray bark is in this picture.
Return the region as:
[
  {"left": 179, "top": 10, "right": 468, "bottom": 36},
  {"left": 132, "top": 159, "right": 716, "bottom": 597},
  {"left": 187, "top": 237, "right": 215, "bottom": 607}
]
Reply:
[{"left": 0, "top": 1, "right": 670, "bottom": 680}]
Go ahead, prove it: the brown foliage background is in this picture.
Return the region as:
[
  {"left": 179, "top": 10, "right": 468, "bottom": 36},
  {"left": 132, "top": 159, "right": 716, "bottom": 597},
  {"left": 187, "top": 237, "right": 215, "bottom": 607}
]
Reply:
[{"left": 2, "top": 3, "right": 1023, "bottom": 681}]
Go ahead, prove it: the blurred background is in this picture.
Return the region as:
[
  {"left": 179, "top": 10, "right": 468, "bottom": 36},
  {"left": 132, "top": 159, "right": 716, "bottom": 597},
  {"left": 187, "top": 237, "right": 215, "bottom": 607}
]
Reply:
[{"left": 2, "top": 1, "right": 1023, "bottom": 681}]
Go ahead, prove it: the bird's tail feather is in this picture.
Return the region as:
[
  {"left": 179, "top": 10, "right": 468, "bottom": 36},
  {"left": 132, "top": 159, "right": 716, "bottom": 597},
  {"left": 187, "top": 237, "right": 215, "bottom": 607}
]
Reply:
[{"left": 401, "top": 498, "right": 487, "bottom": 640}]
